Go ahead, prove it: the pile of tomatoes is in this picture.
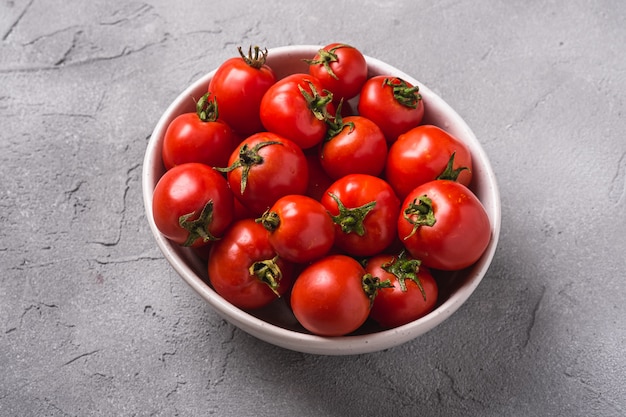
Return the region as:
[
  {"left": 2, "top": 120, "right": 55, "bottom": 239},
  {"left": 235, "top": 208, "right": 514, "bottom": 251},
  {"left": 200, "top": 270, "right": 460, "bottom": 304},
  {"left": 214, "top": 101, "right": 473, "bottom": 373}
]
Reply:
[{"left": 152, "top": 43, "right": 491, "bottom": 337}]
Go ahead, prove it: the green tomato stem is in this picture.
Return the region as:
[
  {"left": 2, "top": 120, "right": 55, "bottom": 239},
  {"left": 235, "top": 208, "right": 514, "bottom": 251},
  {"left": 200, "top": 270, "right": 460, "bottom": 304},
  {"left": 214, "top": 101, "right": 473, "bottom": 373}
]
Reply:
[
  {"left": 436, "top": 151, "right": 470, "bottom": 181},
  {"left": 327, "top": 192, "right": 376, "bottom": 236},
  {"left": 381, "top": 251, "right": 427, "bottom": 300},
  {"left": 238, "top": 45, "right": 269, "bottom": 69},
  {"left": 195, "top": 92, "right": 219, "bottom": 122},
  {"left": 324, "top": 99, "right": 355, "bottom": 140},
  {"left": 214, "top": 140, "right": 283, "bottom": 194},
  {"left": 298, "top": 80, "right": 334, "bottom": 121},
  {"left": 248, "top": 255, "right": 283, "bottom": 297},
  {"left": 383, "top": 77, "right": 422, "bottom": 109},
  {"left": 402, "top": 195, "right": 437, "bottom": 240},
  {"left": 256, "top": 209, "right": 281, "bottom": 233},
  {"left": 362, "top": 273, "right": 393, "bottom": 307},
  {"left": 303, "top": 44, "right": 352, "bottom": 80},
  {"left": 178, "top": 200, "right": 218, "bottom": 247}
]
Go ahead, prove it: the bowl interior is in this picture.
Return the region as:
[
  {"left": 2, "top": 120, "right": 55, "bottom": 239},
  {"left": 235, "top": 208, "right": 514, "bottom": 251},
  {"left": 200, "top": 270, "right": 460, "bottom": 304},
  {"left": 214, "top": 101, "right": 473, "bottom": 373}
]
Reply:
[{"left": 142, "top": 45, "right": 501, "bottom": 355}]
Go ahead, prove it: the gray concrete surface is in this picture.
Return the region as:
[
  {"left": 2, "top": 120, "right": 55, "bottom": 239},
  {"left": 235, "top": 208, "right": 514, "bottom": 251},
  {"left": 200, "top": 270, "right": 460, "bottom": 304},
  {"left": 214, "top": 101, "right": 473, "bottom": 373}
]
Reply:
[{"left": 1, "top": 1, "right": 625, "bottom": 416}]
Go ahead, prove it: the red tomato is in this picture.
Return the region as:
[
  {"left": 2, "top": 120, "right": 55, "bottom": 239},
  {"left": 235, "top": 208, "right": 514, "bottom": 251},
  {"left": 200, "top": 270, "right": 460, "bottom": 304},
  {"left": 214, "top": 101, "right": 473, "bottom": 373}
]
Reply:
[
  {"left": 232, "top": 197, "right": 255, "bottom": 222},
  {"left": 385, "top": 125, "right": 473, "bottom": 200},
  {"left": 152, "top": 163, "right": 234, "bottom": 247},
  {"left": 398, "top": 180, "right": 491, "bottom": 270},
  {"left": 321, "top": 174, "right": 400, "bottom": 257},
  {"left": 306, "top": 43, "right": 368, "bottom": 102},
  {"left": 208, "top": 46, "right": 276, "bottom": 136},
  {"left": 162, "top": 93, "right": 240, "bottom": 170},
  {"left": 218, "top": 132, "right": 309, "bottom": 216},
  {"left": 358, "top": 75, "right": 425, "bottom": 144},
  {"left": 304, "top": 149, "right": 334, "bottom": 201},
  {"left": 257, "top": 195, "right": 335, "bottom": 263},
  {"left": 259, "top": 73, "right": 333, "bottom": 149},
  {"left": 208, "top": 219, "right": 295, "bottom": 310},
  {"left": 320, "top": 114, "right": 388, "bottom": 180},
  {"left": 290, "top": 255, "right": 375, "bottom": 336},
  {"left": 366, "top": 253, "right": 438, "bottom": 328}
]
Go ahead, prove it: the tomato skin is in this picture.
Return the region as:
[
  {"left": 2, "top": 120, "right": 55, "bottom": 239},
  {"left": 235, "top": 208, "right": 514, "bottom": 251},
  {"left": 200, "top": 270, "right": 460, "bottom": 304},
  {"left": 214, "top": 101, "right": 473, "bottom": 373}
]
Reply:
[
  {"left": 358, "top": 75, "right": 425, "bottom": 144},
  {"left": 321, "top": 174, "right": 400, "bottom": 257},
  {"left": 307, "top": 43, "right": 368, "bottom": 102},
  {"left": 152, "top": 163, "right": 234, "bottom": 247},
  {"left": 398, "top": 180, "right": 491, "bottom": 270},
  {"left": 223, "top": 132, "right": 309, "bottom": 216},
  {"left": 162, "top": 111, "right": 239, "bottom": 170},
  {"left": 208, "top": 49, "right": 276, "bottom": 136},
  {"left": 260, "top": 195, "right": 335, "bottom": 264},
  {"left": 304, "top": 149, "right": 334, "bottom": 201},
  {"left": 290, "top": 255, "right": 371, "bottom": 336},
  {"left": 385, "top": 125, "right": 473, "bottom": 200},
  {"left": 208, "top": 219, "right": 294, "bottom": 310},
  {"left": 259, "top": 73, "right": 333, "bottom": 149},
  {"left": 232, "top": 197, "right": 255, "bottom": 222},
  {"left": 365, "top": 254, "right": 438, "bottom": 328},
  {"left": 320, "top": 115, "right": 388, "bottom": 180}
]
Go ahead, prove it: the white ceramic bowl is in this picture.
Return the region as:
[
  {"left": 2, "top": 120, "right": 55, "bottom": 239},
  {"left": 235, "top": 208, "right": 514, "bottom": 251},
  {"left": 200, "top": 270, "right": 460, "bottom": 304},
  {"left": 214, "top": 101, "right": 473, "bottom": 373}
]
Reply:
[{"left": 142, "top": 45, "right": 501, "bottom": 355}]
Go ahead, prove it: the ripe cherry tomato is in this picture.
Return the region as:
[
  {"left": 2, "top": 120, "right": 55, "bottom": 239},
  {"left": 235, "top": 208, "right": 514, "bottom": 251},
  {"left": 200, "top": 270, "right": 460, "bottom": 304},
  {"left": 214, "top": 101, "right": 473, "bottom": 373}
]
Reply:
[
  {"left": 321, "top": 174, "right": 400, "bottom": 257},
  {"left": 365, "top": 252, "right": 438, "bottom": 328},
  {"left": 218, "top": 132, "right": 309, "bottom": 216},
  {"left": 358, "top": 75, "right": 425, "bottom": 144},
  {"left": 290, "top": 254, "right": 378, "bottom": 336},
  {"left": 306, "top": 43, "right": 368, "bottom": 102},
  {"left": 257, "top": 194, "right": 335, "bottom": 263},
  {"left": 385, "top": 124, "right": 473, "bottom": 200},
  {"left": 162, "top": 93, "right": 240, "bottom": 170},
  {"left": 259, "top": 73, "right": 334, "bottom": 149},
  {"left": 232, "top": 197, "right": 255, "bottom": 222},
  {"left": 152, "top": 163, "right": 234, "bottom": 247},
  {"left": 398, "top": 180, "right": 491, "bottom": 270},
  {"left": 208, "top": 219, "right": 295, "bottom": 310},
  {"left": 304, "top": 149, "right": 334, "bottom": 201},
  {"left": 208, "top": 46, "right": 276, "bottom": 136},
  {"left": 320, "top": 112, "right": 388, "bottom": 180}
]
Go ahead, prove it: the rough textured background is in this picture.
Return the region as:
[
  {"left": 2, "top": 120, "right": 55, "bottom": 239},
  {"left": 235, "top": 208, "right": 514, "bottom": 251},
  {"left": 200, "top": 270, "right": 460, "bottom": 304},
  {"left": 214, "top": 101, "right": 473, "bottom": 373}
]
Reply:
[{"left": 1, "top": 0, "right": 625, "bottom": 416}]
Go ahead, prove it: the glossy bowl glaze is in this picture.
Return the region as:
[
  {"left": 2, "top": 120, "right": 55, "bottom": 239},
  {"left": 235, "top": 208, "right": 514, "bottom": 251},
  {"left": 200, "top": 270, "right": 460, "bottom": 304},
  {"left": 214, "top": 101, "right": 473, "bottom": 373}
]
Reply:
[{"left": 142, "top": 45, "right": 501, "bottom": 355}]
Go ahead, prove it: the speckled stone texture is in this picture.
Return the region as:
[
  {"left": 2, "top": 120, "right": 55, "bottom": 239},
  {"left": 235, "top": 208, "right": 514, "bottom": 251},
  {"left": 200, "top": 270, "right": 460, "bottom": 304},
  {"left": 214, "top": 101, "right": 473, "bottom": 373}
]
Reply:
[{"left": 1, "top": 1, "right": 625, "bottom": 416}]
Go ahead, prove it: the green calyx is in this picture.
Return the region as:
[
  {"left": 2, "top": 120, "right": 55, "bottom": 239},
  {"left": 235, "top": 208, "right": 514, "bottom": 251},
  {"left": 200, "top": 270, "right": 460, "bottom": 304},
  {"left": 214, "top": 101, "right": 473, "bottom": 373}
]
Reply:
[
  {"left": 324, "top": 99, "right": 355, "bottom": 140},
  {"left": 402, "top": 195, "right": 437, "bottom": 240},
  {"left": 383, "top": 77, "right": 422, "bottom": 109},
  {"left": 382, "top": 251, "right": 427, "bottom": 300},
  {"left": 436, "top": 151, "right": 470, "bottom": 181},
  {"left": 215, "top": 140, "right": 283, "bottom": 194},
  {"left": 303, "top": 44, "right": 352, "bottom": 80},
  {"left": 248, "top": 255, "right": 284, "bottom": 297},
  {"left": 238, "top": 45, "right": 268, "bottom": 69},
  {"left": 195, "top": 92, "right": 219, "bottom": 122},
  {"left": 362, "top": 273, "right": 393, "bottom": 307},
  {"left": 327, "top": 192, "right": 376, "bottom": 236},
  {"left": 178, "top": 200, "right": 219, "bottom": 247},
  {"left": 256, "top": 209, "right": 281, "bottom": 233},
  {"left": 298, "top": 80, "right": 334, "bottom": 121}
]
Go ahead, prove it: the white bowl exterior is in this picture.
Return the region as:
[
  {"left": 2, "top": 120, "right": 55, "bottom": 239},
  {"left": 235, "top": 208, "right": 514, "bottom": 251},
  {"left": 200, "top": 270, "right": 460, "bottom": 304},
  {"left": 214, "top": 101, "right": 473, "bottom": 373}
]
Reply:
[{"left": 142, "top": 45, "right": 501, "bottom": 355}]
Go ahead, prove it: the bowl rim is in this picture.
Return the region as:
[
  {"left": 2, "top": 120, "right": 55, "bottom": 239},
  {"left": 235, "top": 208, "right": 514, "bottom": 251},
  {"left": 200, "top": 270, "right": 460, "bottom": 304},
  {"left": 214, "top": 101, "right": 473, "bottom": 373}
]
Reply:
[{"left": 142, "top": 44, "right": 501, "bottom": 355}]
